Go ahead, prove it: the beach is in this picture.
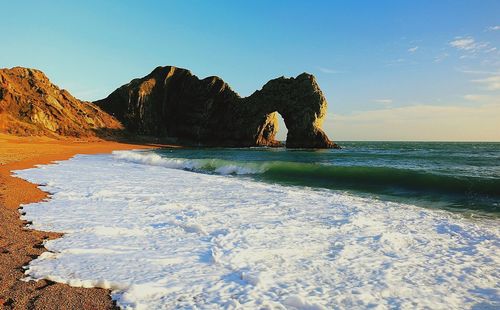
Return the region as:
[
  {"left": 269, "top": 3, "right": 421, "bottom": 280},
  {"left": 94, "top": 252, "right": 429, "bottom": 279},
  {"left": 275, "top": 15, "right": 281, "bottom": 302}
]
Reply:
[
  {"left": 0, "top": 134, "right": 164, "bottom": 309},
  {"left": 10, "top": 144, "right": 499, "bottom": 309},
  {"left": 1, "top": 1, "right": 498, "bottom": 308}
]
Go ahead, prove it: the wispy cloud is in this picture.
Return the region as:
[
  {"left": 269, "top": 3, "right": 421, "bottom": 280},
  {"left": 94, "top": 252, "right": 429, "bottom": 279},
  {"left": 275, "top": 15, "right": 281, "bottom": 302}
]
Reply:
[
  {"left": 464, "top": 94, "right": 490, "bottom": 102},
  {"left": 386, "top": 58, "right": 406, "bottom": 66},
  {"left": 449, "top": 37, "right": 476, "bottom": 50},
  {"left": 373, "top": 99, "right": 393, "bottom": 105},
  {"left": 449, "top": 36, "right": 490, "bottom": 53},
  {"left": 434, "top": 52, "right": 449, "bottom": 63},
  {"left": 458, "top": 69, "right": 500, "bottom": 75},
  {"left": 318, "top": 67, "right": 341, "bottom": 74},
  {"left": 485, "top": 47, "right": 498, "bottom": 53},
  {"left": 458, "top": 70, "right": 500, "bottom": 92},
  {"left": 407, "top": 46, "right": 419, "bottom": 53},
  {"left": 472, "top": 75, "right": 500, "bottom": 90},
  {"left": 487, "top": 25, "right": 500, "bottom": 31}
]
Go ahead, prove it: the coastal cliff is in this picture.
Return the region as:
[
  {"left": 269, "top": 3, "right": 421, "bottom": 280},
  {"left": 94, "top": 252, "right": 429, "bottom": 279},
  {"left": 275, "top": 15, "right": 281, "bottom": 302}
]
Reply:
[
  {"left": 95, "top": 66, "right": 338, "bottom": 148},
  {"left": 0, "top": 67, "right": 122, "bottom": 138},
  {"left": 0, "top": 66, "right": 338, "bottom": 148}
]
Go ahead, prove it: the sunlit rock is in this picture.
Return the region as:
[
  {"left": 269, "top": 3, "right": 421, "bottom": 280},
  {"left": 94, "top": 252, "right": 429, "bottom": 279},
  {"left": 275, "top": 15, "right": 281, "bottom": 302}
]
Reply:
[{"left": 96, "top": 66, "right": 338, "bottom": 148}]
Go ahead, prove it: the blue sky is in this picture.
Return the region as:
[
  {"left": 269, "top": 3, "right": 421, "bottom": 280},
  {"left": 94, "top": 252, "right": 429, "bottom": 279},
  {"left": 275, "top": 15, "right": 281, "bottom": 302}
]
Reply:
[{"left": 2, "top": 1, "right": 499, "bottom": 141}]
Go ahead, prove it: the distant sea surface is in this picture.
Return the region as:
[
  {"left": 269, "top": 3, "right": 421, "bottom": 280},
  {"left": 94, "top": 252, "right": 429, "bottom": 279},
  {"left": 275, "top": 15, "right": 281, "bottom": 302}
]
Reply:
[{"left": 152, "top": 141, "right": 500, "bottom": 216}]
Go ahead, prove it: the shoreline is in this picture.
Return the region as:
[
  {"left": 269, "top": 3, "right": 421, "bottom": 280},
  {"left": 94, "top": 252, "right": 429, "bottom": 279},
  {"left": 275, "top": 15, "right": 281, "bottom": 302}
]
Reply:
[
  {"left": 13, "top": 144, "right": 500, "bottom": 308},
  {"left": 0, "top": 134, "right": 173, "bottom": 309},
  {"left": 3, "top": 135, "right": 498, "bottom": 307}
]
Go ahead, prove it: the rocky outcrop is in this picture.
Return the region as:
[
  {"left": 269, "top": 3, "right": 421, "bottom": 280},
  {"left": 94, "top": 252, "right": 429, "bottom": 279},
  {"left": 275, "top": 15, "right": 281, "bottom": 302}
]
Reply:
[
  {"left": 96, "top": 66, "right": 338, "bottom": 148},
  {"left": 0, "top": 67, "right": 122, "bottom": 138},
  {"left": 0, "top": 66, "right": 338, "bottom": 147}
]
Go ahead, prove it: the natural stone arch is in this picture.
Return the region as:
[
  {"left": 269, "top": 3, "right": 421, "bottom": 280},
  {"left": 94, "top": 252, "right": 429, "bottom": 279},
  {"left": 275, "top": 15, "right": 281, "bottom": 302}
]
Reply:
[
  {"left": 95, "top": 66, "right": 338, "bottom": 148},
  {"left": 243, "top": 73, "right": 334, "bottom": 148}
]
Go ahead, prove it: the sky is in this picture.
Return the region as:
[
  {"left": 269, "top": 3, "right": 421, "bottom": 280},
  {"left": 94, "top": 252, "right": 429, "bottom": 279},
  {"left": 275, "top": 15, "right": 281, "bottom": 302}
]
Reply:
[{"left": 1, "top": 0, "right": 499, "bottom": 141}]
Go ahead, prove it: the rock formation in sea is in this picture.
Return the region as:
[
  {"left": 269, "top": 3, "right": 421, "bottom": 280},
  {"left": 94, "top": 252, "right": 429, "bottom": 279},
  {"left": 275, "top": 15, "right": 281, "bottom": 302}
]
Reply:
[
  {"left": 95, "top": 66, "right": 338, "bottom": 148},
  {"left": 0, "top": 67, "right": 122, "bottom": 137}
]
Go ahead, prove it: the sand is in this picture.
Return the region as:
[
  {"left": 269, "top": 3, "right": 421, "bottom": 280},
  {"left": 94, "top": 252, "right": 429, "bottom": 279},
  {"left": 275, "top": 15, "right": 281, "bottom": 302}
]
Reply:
[{"left": 0, "top": 134, "right": 170, "bottom": 309}]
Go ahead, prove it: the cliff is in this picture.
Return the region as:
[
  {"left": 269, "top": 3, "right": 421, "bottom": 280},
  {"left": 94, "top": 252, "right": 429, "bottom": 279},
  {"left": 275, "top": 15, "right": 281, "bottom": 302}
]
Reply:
[
  {"left": 0, "top": 67, "right": 122, "bottom": 138},
  {"left": 0, "top": 66, "right": 338, "bottom": 148},
  {"left": 95, "top": 66, "right": 338, "bottom": 148}
]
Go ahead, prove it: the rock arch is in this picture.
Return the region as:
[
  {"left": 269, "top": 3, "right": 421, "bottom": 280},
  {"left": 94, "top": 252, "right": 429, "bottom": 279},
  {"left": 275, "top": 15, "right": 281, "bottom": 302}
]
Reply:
[
  {"left": 243, "top": 73, "right": 335, "bottom": 148},
  {"left": 95, "top": 66, "right": 338, "bottom": 148}
]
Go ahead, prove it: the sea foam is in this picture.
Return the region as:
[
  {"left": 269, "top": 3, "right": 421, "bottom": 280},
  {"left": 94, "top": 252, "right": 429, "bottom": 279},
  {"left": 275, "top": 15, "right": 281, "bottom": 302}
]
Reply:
[
  {"left": 113, "top": 150, "right": 265, "bottom": 175},
  {"left": 14, "top": 152, "right": 500, "bottom": 309}
]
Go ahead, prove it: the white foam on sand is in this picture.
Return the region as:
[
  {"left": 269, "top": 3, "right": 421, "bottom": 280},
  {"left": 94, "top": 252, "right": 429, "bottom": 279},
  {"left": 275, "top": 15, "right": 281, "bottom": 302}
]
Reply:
[{"left": 14, "top": 152, "right": 500, "bottom": 309}]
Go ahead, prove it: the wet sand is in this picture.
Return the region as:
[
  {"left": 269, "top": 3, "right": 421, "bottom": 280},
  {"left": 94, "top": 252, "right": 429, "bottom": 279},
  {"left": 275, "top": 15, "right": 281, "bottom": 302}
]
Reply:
[{"left": 0, "top": 134, "right": 170, "bottom": 309}]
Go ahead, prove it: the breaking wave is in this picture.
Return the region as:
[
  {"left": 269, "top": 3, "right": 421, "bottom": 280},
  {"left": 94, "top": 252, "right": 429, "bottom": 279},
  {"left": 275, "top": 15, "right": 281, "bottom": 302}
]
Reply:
[{"left": 113, "top": 151, "right": 500, "bottom": 213}]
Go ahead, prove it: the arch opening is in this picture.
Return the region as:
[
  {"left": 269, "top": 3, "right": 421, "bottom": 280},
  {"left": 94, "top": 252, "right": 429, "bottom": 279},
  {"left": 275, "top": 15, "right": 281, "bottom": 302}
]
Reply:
[{"left": 275, "top": 112, "right": 288, "bottom": 144}]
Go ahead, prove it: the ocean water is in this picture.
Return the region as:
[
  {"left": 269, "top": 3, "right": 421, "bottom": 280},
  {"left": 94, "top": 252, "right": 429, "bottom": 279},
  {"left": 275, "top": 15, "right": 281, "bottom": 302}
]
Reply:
[
  {"left": 139, "top": 142, "right": 500, "bottom": 215},
  {"left": 14, "top": 142, "right": 500, "bottom": 309}
]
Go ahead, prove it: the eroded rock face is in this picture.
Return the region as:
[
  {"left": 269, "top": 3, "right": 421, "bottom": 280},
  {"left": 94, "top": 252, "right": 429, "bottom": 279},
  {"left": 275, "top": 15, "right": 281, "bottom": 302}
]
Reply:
[
  {"left": 0, "top": 67, "right": 123, "bottom": 138},
  {"left": 96, "top": 66, "right": 338, "bottom": 148},
  {"left": 244, "top": 73, "right": 337, "bottom": 148}
]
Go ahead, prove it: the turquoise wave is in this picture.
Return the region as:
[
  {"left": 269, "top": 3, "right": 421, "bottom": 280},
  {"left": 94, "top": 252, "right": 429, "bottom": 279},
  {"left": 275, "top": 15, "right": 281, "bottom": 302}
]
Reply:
[
  {"left": 199, "top": 160, "right": 499, "bottom": 214},
  {"left": 116, "top": 147, "right": 500, "bottom": 215}
]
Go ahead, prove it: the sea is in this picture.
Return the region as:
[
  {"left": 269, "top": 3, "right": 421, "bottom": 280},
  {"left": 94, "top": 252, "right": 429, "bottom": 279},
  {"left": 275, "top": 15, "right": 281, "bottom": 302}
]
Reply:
[{"left": 14, "top": 142, "right": 500, "bottom": 309}]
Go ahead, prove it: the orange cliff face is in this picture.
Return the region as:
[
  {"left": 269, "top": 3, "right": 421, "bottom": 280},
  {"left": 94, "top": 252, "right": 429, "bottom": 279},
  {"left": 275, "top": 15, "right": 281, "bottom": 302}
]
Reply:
[{"left": 0, "top": 67, "right": 123, "bottom": 139}]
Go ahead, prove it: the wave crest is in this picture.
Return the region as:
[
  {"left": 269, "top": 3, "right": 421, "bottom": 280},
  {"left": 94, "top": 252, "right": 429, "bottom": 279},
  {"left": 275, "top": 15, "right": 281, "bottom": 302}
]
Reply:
[
  {"left": 112, "top": 151, "right": 500, "bottom": 213},
  {"left": 112, "top": 151, "right": 265, "bottom": 175}
]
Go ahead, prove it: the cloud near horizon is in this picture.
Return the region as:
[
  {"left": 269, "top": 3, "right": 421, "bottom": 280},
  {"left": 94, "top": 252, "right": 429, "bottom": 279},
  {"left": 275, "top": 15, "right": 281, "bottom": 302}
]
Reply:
[
  {"left": 464, "top": 94, "right": 491, "bottom": 102},
  {"left": 472, "top": 75, "right": 500, "bottom": 91},
  {"left": 325, "top": 102, "right": 500, "bottom": 141},
  {"left": 373, "top": 99, "right": 393, "bottom": 104}
]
